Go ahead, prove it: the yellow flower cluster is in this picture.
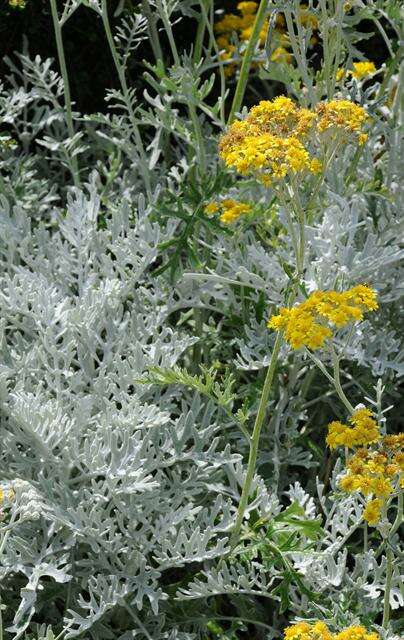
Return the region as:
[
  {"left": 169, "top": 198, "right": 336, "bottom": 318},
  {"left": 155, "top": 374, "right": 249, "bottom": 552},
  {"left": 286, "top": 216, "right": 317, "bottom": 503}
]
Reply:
[
  {"left": 219, "top": 96, "right": 324, "bottom": 183},
  {"left": 204, "top": 199, "right": 252, "bottom": 224},
  {"left": 337, "top": 433, "right": 403, "bottom": 525},
  {"left": 334, "top": 627, "right": 379, "bottom": 640},
  {"left": 214, "top": 3, "right": 318, "bottom": 77},
  {"left": 268, "top": 285, "right": 378, "bottom": 350},
  {"left": 352, "top": 61, "right": 377, "bottom": 79},
  {"left": 337, "top": 61, "right": 377, "bottom": 83},
  {"left": 219, "top": 97, "right": 368, "bottom": 181},
  {"left": 326, "top": 408, "right": 380, "bottom": 449},
  {"left": 284, "top": 622, "right": 378, "bottom": 640},
  {"left": 214, "top": 2, "right": 288, "bottom": 76},
  {"left": 9, "top": 0, "right": 26, "bottom": 7},
  {"left": 316, "top": 100, "right": 369, "bottom": 145}
]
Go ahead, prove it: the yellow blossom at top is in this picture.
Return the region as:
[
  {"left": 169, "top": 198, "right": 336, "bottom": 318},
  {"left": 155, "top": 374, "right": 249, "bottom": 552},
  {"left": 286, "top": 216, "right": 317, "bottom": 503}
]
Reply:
[
  {"left": 316, "top": 100, "right": 368, "bottom": 143},
  {"left": 326, "top": 408, "right": 380, "bottom": 450},
  {"left": 351, "top": 61, "right": 377, "bottom": 80},
  {"left": 9, "top": 0, "right": 26, "bottom": 6},
  {"left": 219, "top": 97, "right": 318, "bottom": 182},
  {"left": 268, "top": 285, "right": 378, "bottom": 350}
]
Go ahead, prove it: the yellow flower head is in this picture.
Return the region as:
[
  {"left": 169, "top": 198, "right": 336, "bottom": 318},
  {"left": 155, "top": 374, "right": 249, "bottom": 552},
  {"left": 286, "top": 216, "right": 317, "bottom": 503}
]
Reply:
[
  {"left": 351, "top": 61, "right": 377, "bottom": 80},
  {"left": 268, "top": 285, "right": 378, "bottom": 350},
  {"left": 316, "top": 100, "right": 368, "bottom": 142},
  {"left": 335, "top": 626, "right": 379, "bottom": 640},
  {"left": 204, "top": 201, "right": 220, "bottom": 216},
  {"left": 9, "top": 0, "right": 26, "bottom": 6},
  {"left": 237, "top": 1, "right": 258, "bottom": 15},
  {"left": 219, "top": 97, "right": 318, "bottom": 181},
  {"left": 284, "top": 621, "right": 332, "bottom": 640},
  {"left": 205, "top": 199, "right": 252, "bottom": 225},
  {"left": 363, "top": 498, "right": 383, "bottom": 525},
  {"left": 284, "top": 622, "right": 379, "bottom": 640},
  {"left": 327, "top": 408, "right": 380, "bottom": 450},
  {"left": 284, "top": 621, "right": 312, "bottom": 640}
]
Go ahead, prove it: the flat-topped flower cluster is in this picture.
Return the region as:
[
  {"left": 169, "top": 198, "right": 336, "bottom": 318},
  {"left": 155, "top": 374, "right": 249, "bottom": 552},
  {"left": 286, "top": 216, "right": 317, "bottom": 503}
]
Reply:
[
  {"left": 219, "top": 96, "right": 368, "bottom": 184},
  {"left": 284, "top": 621, "right": 379, "bottom": 640},
  {"left": 214, "top": 2, "right": 318, "bottom": 76},
  {"left": 204, "top": 198, "right": 252, "bottom": 224},
  {"left": 336, "top": 431, "right": 404, "bottom": 525},
  {"left": 268, "top": 285, "right": 378, "bottom": 350}
]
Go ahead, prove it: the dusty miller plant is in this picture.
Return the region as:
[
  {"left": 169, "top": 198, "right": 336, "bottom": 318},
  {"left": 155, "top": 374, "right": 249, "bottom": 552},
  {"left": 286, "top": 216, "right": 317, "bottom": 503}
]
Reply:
[{"left": 0, "top": 1, "right": 403, "bottom": 639}]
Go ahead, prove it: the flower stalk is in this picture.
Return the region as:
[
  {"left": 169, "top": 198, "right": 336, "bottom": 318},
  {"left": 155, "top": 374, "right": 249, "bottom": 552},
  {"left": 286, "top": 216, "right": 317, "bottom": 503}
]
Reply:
[
  {"left": 49, "top": 0, "right": 80, "bottom": 188},
  {"left": 227, "top": 0, "right": 269, "bottom": 124},
  {"left": 229, "top": 329, "right": 283, "bottom": 550}
]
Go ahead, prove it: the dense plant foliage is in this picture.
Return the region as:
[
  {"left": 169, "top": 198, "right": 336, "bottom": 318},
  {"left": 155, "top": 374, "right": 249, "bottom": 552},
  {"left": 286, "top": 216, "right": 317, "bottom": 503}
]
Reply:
[{"left": 0, "top": 1, "right": 403, "bottom": 640}]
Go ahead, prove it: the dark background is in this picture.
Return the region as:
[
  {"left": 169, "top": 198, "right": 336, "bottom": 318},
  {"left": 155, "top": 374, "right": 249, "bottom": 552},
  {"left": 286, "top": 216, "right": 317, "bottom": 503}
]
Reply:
[{"left": 0, "top": 0, "right": 392, "bottom": 114}]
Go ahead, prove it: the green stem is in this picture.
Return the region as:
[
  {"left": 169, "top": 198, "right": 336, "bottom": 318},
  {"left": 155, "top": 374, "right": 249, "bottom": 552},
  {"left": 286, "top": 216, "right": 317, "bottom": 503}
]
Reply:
[
  {"left": 305, "top": 349, "right": 335, "bottom": 385},
  {"left": 278, "top": 191, "right": 300, "bottom": 272},
  {"left": 284, "top": 7, "right": 315, "bottom": 106},
  {"left": 229, "top": 330, "right": 283, "bottom": 550},
  {"left": 188, "top": 102, "right": 207, "bottom": 174},
  {"left": 193, "top": 2, "right": 207, "bottom": 63},
  {"left": 101, "top": 0, "right": 152, "bottom": 199},
  {"left": 155, "top": 0, "right": 180, "bottom": 66},
  {"left": 227, "top": 0, "right": 269, "bottom": 124},
  {"left": 49, "top": 0, "right": 80, "bottom": 188},
  {"left": 141, "top": 0, "right": 164, "bottom": 65},
  {"left": 390, "top": 490, "right": 403, "bottom": 537},
  {"left": 382, "top": 546, "right": 393, "bottom": 630},
  {"left": 329, "top": 0, "right": 344, "bottom": 100},
  {"left": 331, "top": 350, "right": 355, "bottom": 413},
  {"left": 192, "top": 308, "right": 203, "bottom": 371},
  {"left": 198, "top": 0, "right": 226, "bottom": 124},
  {"left": 306, "top": 348, "right": 355, "bottom": 415}
]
